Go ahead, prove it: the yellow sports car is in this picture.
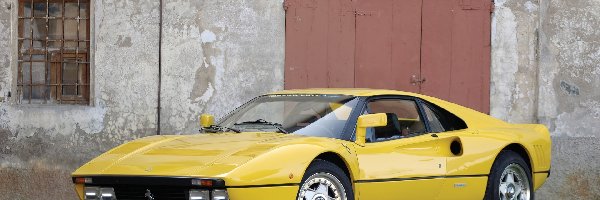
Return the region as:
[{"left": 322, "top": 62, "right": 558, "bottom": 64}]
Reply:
[{"left": 72, "top": 89, "right": 551, "bottom": 200}]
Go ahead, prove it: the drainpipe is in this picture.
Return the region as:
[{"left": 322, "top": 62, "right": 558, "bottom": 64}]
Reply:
[{"left": 157, "top": 0, "right": 163, "bottom": 135}]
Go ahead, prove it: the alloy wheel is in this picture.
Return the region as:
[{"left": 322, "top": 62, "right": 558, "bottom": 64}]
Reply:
[{"left": 297, "top": 172, "right": 346, "bottom": 200}]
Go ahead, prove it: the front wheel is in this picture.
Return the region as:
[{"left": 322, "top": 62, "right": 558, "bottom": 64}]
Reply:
[
  {"left": 485, "top": 150, "right": 534, "bottom": 200},
  {"left": 297, "top": 159, "right": 354, "bottom": 200}
]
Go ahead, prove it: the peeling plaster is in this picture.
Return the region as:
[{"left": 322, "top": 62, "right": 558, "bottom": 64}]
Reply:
[
  {"left": 524, "top": 1, "right": 539, "bottom": 13},
  {"left": 0, "top": 0, "right": 284, "bottom": 198},
  {"left": 160, "top": 0, "right": 285, "bottom": 134},
  {"left": 554, "top": 100, "right": 600, "bottom": 137},
  {"left": 491, "top": 1, "right": 600, "bottom": 197},
  {"left": 538, "top": 0, "right": 600, "bottom": 137},
  {"left": 0, "top": 0, "right": 11, "bottom": 98},
  {"left": 491, "top": 3, "right": 519, "bottom": 120},
  {"left": 0, "top": 106, "right": 106, "bottom": 137},
  {"left": 491, "top": 0, "right": 539, "bottom": 123},
  {"left": 201, "top": 30, "right": 217, "bottom": 43}
]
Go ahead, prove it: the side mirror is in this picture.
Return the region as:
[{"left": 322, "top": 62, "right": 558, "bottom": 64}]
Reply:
[
  {"left": 199, "top": 114, "right": 215, "bottom": 128},
  {"left": 355, "top": 113, "right": 388, "bottom": 146}
]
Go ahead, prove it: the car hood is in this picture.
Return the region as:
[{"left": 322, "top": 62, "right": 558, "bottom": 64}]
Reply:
[{"left": 72, "top": 132, "right": 307, "bottom": 178}]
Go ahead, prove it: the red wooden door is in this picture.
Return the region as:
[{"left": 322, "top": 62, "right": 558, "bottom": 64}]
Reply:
[
  {"left": 354, "top": 0, "right": 422, "bottom": 93},
  {"left": 420, "top": 0, "right": 492, "bottom": 112},
  {"left": 284, "top": 0, "right": 355, "bottom": 88},
  {"left": 284, "top": 0, "right": 492, "bottom": 113}
]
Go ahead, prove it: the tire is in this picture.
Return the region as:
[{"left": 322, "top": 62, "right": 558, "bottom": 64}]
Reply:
[
  {"left": 485, "top": 150, "right": 534, "bottom": 200},
  {"left": 297, "top": 159, "right": 354, "bottom": 200}
]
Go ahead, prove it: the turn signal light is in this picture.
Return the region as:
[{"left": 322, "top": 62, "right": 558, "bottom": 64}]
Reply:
[
  {"left": 74, "top": 177, "right": 92, "bottom": 184},
  {"left": 191, "top": 178, "right": 225, "bottom": 187},
  {"left": 191, "top": 179, "right": 214, "bottom": 187}
]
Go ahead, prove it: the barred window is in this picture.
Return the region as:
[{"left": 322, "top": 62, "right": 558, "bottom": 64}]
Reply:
[{"left": 17, "top": 0, "right": 90, "bottom": 105}]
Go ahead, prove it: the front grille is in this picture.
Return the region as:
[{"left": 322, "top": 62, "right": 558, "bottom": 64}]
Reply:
[
  {"left": 112, "top": 185, "right": 189, "bottom": 200},
  {"left": 77, "top": 176, "right": 225, "bottom": 200}
]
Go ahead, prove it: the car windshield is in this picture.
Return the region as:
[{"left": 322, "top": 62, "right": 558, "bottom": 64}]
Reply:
[{"left": 218, "top": 94, "right": 360, "bottom": 139}]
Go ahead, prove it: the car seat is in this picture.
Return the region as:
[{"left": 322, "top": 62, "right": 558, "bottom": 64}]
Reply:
[{"left": 373, "top": 113, "right": 402, "bottom": 140}]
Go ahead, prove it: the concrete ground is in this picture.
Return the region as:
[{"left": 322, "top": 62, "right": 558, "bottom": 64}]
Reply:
[{"left": 536, "top": 137, "right": 600, "bottom": 200}]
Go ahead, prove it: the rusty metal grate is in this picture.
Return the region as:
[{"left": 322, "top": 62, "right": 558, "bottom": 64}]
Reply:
[{"left": 17, "top": 0, "right": 90, "bottom": 105}]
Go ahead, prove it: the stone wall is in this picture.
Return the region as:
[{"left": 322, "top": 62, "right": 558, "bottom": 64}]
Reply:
[
  {"left": 0, "top": 0, "right": 598, "bottom": 199},
  {"left": 491, "top": 0, "right": 600, "bottom": 199},
  {"left": 0, "top": 0, "right": 284, "bottom": 199}
]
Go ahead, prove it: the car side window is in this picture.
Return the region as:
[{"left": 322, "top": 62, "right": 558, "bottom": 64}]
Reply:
[
  {"left": 423, "top": 104, "right": 445, "bottom": 133},
  {"left": 365, "top": 99, "right": 426, "bottom": 142},
  {"left": 422, "top": 101, "right": 468, "bottom": 131}
]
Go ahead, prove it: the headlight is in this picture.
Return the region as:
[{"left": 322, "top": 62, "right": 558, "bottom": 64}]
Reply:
[
  {"left": 84, "top": 186, "right": 116, "bottom": 200},
  {"left": 100, "top": 188, "right": 116, "bottom": 200},
  {"left": 189, "top": 189, "right": 210, "bottom": 200},
  {"left": 84, "top": 187, "right": 100, "bottom": 200},
  {"left": 212, "top": 189, "right": 229, "bottom": 200}
]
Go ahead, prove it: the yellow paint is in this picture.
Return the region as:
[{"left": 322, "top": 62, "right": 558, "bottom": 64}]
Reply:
[
  {"left": 73, "top": 89, "right": 552, "bottom": 200},
  {"left": 533, "top": 173, "right": 549, "bottom": 190},
  {"left": 200, "top": 114, "right": 215, "bottom": 128},
  {"left": 74, "top": 183, "right": 84, "bottom": 200},
  {"left": 435, "top": 177, "right": 488, "bottom": 199},
  {"left": 357, "top": 179, "right": 444, "bottom": 200},
  {"left": 355, "top": 113, "right": 388, "bottom": 146},
  {"left": 397, "top": 117, "right": 420, "bottom": 122},
  {"left": 354, "top": 135, "right": 448, "bottom": 199}
]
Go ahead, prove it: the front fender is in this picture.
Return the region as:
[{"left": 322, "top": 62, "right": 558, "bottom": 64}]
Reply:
[{"left": 223, "top": 142, "right": 352, "bottom": 187}]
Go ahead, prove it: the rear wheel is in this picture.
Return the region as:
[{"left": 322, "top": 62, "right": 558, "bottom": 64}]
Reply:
[
  {"left": 485, "top": 150, "right": 533, "bottom": 200},
  {"left": 297, "top": 159, "right": 353, "bottom": 200}
]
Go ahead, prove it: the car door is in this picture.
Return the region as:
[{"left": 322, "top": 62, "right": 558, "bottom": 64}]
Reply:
[
  {"left": 418, "top": 101, "right": 488, "bottom": 199},
  {"left": 354, "top": 97, "right": 446, "bottom": 200}
]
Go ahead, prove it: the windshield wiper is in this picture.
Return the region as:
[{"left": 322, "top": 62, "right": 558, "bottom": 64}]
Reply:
[
  {"left": 201, "top": 125, "right": 241, "bottom": 133},
  {"left": 235, "top": 119, "right": 289, "bottom": 134}
]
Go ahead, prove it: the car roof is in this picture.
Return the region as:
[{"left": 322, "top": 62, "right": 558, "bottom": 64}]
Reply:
[
  {"left": 269, "top": 88, "right": 509, "bottom": 129},
  {"left": 269, "top": 88, "right": 420, "bottom": 97}
]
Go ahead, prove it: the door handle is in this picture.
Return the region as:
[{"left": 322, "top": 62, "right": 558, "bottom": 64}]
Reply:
[{"left": 411, "top": 75, "right": 426, "bottom": 85}]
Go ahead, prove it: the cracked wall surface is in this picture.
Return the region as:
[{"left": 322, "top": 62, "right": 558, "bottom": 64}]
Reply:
[
  {"left": 160, "top": 0, "right": 284, "bottom": 134},
  {"left": 0, "top": 0, "right": 284, "bottom": 199},
  {"left": 492, "top": 0, "right": 600, "bottom": 199},
  {"left": 491, "top": 0, "right": 540, "bottom": 124},
  {"left": 0, "top": 0, "right": 598, "bottom": 199}
]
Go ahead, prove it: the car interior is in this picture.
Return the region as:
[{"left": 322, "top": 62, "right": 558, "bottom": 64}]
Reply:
[{"left": 365, "top": 99, "right": 427, "bottom": 142}]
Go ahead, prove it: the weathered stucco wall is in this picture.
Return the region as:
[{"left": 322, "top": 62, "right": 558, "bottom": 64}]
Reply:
[
  {"left": 492, "top": 0, "right": 600, "bottom": 199},
  {"left": 0, "top": 0, "right": 160, "bottom": 199},
  {"left": 160, "top": 0, "right": 285, "bottom": 134},
  {"left": 0, "top": 0, "right": 284, "bottom": 199},
  {"left": 536, "top": 0, "right": 600, "bottom": 199},
  {"left": 491, "top": 0, "right": 540, "bottom": 124},
  {"left": 0, "top": 0, "right": 597, "bottom": 199}
]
